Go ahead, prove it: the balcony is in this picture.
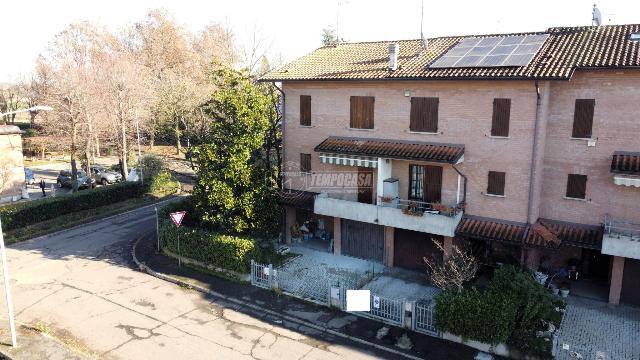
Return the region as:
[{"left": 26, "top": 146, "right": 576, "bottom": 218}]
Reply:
[
  {"left": 602, "top": 214, "right": 640, "bottom": 260},
  {"left": 313, "top": 193, "right": 463, "bottom": 237}
]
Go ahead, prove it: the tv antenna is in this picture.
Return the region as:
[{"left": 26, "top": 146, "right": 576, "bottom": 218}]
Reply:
[
  {"left": 592, "top": 4, "right": 602, "bottom": 26},
  {"left": 420, "top": 0, "right": 427, "bottom": 49},
  {"left": 336, "top": 1, "right": 349, "bottom": 44}
]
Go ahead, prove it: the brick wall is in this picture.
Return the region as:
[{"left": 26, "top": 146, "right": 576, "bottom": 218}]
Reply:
[
  {"left": 539, "top": 70, "right": 640, "bottom": 225},
  {"left": 282, "top": 69, "right": 640, "bottom": 225}
]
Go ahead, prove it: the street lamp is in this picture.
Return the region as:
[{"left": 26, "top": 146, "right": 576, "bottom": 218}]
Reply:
[{"left": 0, "top": 104, "right": 52, "bottom": 347}]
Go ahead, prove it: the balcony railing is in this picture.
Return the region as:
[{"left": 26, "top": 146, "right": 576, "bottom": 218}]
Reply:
[
  {"left": 604, "top": 214, "right": 640, "bottom": 239},
  {"left": 313, "top": 193, "right": 463, "bottom": 237},
  {"left": 377, "top": 196, "right": 463, "bottom": 218}
]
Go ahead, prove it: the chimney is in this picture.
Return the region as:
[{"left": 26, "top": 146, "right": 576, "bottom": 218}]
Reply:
[{"left": 388, "top": 43, "right": 399, "bottom": 71}]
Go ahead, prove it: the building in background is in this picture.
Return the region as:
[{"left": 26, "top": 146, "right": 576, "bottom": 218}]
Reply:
[
  {"left": 262, "top": 24, "right": 640, "bottom": 306},
  {"left": 0, "top": 125, "right": 25, "bottom": 203}
]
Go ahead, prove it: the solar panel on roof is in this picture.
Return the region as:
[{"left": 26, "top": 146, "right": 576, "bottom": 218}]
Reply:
[{"left": 430, "top": 34, "right": 549, "bottom": 69}]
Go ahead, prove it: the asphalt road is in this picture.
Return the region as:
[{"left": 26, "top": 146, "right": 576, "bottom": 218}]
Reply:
[{"left": 0, "top": 203, "right": 414, "bottom": 360}]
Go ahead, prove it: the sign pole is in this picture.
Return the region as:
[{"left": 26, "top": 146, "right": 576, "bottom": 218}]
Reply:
[
  {"left": 155, "top": 207, "right": 160, "bottom": 253},
  {"left": 177, "top": 228, "right": 181, "bottom": 268},
  {"left": 0, "top": 218, "right": 17, "bottom": 347}
]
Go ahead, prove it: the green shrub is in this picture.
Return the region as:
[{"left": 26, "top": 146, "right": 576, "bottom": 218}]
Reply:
[
  {"left": 434, "top": 265, "right": 564, "bottom": 357},
  {"left": 0, "top": 182, "right": 145, "bottom": 232},
  {"left": 159, "top": 221, "right": 262, "bottom": 274},
  {"left": 147, "top": 170, "right": 180, "bottom": 196},
  {"left": 139, "top": 154, "right": 165, "bottom": 180},
  {"left": 435, "top": 288, "right": 517, "bottom": 345}
]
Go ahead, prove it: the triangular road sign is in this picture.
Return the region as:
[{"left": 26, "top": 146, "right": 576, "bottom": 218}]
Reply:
[{"left": 170, "top": 211, "right": 186, "bottom": 227}]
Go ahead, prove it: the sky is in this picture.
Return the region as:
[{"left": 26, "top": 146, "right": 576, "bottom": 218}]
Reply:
[{"left": 1, "top": 0, "right": 639, "bottom": 83}]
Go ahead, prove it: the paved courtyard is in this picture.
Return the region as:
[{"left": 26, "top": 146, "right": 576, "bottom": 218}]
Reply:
[
  {"left": 555, "top": 296, "right": 640, "bottom": 360},
  {"left": 279, "top": 245, "right": 440, "bottom": 303}
]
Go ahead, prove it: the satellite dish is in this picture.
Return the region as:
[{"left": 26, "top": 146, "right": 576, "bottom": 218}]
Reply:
[{"left": 592, "top": 4, "right": 602, "bottom": 26}]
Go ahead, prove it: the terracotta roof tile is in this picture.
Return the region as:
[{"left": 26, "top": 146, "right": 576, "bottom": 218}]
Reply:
[
  {"left": 314, "top": 136, "right": 464, "bottom": 163},
  {"left": 524, "top": 219, "right": 603, "bottom": 250},
  {"left": 261, "top": 24, "right": 640, "bottom": 81},
  {"left": 611, "top": 151, "right": 640, "bottom": 175},
  {"left": 456, "top": 215, "right": 527, "bottom": 245},
  {"left": 278, "top": 189, "right": 317, "bottom": 210}
]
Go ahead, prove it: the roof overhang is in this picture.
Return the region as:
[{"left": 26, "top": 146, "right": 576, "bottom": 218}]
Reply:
[{"left": 314, "top": 136, "right": 464, "bottom": 164}]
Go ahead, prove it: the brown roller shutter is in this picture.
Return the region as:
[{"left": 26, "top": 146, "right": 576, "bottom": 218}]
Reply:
[
  {"left": 491, "top": 98, "right": 511, "bottom": 137},
  {"left": 300, "top": 153, "right": 311, "bottom": 173},
  {"left": 300, "top": 95, "right": 311, "bottom": 126},
  {"left": 423, "top": 165, "right": 442, "bottom": 203},
  {"left": 487, "top": 171, "right": 506, "bottom": 196},
  {"left": 572, "top": 99, "right": 595, "bottom": 138},
  {"left": 350, "top": 96, "right": 374, "bottom": 129},
  {"left": 566, "top": 174, "right": 587, "bottom": 199},
  {"left": 410, "top": 97, "right": 439, "bottom": 132}
]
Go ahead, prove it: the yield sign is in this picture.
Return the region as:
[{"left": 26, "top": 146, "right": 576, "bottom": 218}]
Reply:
[{"left": 170, "top": 211, "right": 186, "bottom": 227}]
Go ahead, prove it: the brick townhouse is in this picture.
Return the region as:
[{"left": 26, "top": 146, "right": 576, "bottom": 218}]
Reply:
[{"left": 261, "top": 24, "right": 640, "bottom": 306}]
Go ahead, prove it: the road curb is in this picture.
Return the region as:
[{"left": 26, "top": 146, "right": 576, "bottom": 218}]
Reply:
[
  {"left": 130, "top": 235, "right": 424, "bottom": 360},
  {"left": 13, "top": 196, "right": 184, "bottom": 246}
]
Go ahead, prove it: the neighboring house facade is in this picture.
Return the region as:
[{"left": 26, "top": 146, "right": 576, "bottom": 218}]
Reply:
[
  {"left": 261, "top": 24, "right": 640, "bottom": 306},
  {"left": 0, "top": 125, "right": 25, "bottom": 203}
]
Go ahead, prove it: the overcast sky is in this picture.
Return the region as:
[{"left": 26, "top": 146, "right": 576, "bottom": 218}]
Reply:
[{"left": 1, "top": 0, "right": 638, "bottom": 83}]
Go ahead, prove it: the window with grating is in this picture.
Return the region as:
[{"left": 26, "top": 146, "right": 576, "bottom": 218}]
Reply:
[
  {"left": 571, "top": 99, "right": 595, "bottom": 139},
  {"left": 300, "top": 153, "right": 311, "bottom": 173},
  {"left": 566, "top": 174, "right": 587, "bottom": 199},
  {"left": 487, "top": 171, "right": 506, "bottom": 196},
  {"left": 300, "top": 95, "right": 311, "bottom": 126},
  {"left": 410, "top": 97, "right": 439, "bottom": 132},
  {"left": 491, "top": 98, "right": 511, "bottom": 137},
  {"left": 350, "top": 96, "right": 375, "bottom": 129}
]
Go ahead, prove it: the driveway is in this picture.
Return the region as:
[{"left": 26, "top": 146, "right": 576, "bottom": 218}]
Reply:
[{"left": 0, "top": 204, "right": 414, "bottom": 359}]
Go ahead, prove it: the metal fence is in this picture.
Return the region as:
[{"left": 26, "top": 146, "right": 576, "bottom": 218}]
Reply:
[
  {"left": 277, "top": 269, "right": 330, "bottom": 305},
  {"left": 339, "top": 285, "right": 406, "bottom": 327},
  {"left": 413, "top": 300, "right": 438, "bottom": 336},
  {"left": 250, "top": 260, "right": 274, "bottom": 289}
]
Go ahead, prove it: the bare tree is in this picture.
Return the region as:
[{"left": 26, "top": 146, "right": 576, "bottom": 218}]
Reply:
[
  {"left": 0, "top": 85, "right": 23, "bottom": 124},
  {"left": 424, "top": 239, "right": 478, "bottom": 292}
]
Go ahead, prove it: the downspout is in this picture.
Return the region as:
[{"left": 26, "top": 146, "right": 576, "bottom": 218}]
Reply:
[
  {"left": 452, "top": 164, "right": 467, "bottom": 205},
  {"left": 526, "top": 81, "right": 542, "bottom": 224}
]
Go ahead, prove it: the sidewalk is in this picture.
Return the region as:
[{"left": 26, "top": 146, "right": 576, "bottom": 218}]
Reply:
[
  {"left": 0, "top": 324, "right": 89, "bottom": 360},
  {"left": 134, "top": 233, "right": 477, "bottom": 360}
]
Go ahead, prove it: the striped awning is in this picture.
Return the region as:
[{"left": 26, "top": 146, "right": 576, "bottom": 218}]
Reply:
[{"left": 319, "top": 153, "right": 378, "bottom": 168}]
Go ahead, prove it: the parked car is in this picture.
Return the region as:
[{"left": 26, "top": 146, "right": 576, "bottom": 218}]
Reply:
[
  {"left": 91, "top": 167, "right": 123, "bottom": 185},
  {"left": 56, "top": 170, "right": 96, "bottom": 189},
  {"left": 24, "top": 168, "right": 35, "bottom": 185}
]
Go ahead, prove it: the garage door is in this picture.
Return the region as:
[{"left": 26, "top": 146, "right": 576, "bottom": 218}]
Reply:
[
  {"left": 394, "top": 229, "right": 442, "bottom": 271},
  {"left": 341, "top": 219, "right": 384, "bottom": 262},
  {"left": 621, "top": 258, "right": 640, "bottom": 307}
]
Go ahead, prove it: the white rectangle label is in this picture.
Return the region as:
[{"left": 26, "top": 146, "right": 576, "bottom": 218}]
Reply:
[{"left": 346, "top": 290, "right": 370, "bottom": 312}]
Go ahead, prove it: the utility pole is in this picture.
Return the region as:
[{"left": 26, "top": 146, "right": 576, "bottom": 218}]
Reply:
[{"left": 0, "top": 217, "right": 17, "bottom": 347}]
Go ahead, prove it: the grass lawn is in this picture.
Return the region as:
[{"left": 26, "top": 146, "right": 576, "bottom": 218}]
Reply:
[{"left": 5, "top": 195, "right": 175, "bottom": 245}]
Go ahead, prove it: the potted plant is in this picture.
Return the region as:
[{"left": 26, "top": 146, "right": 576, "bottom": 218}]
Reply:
[
  {"left": 402, "top": 201, "right": 423, "bottom": 216},
  {"left": 559, "top": 281, "right": 570, "bottom": 298}
]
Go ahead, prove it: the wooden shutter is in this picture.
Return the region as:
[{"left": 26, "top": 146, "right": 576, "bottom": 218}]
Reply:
[
  {"left": 491, "top": 98, "right": 511, "bottom": 137},
  {"left": 572, "top": 99, "right": 595, "bottom": 138},
  {"left": 300, "top": 153, "right": 311, "bottom": 173},
  {"left": 487, "top": 171, "right": 506, "bottom": 196},
  {"left": 350, "top": 96, "right": 374, "bottom": 129},
  {"left": 423, "top": 165, "right": 443, "bottom": 203},
  {"left": 300, "top": 95, "right": 311, "bottom": 126},
  {"left": 410, "top": 97, "right": 439, "bottom": 132},
  {"left": 566, "top": 174, "right": 587, "bottom": 199}
]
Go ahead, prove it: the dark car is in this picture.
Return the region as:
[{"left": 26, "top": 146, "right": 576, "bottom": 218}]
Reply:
[{"left": 56, "top": 170, "right": 96, "bottom": 189}]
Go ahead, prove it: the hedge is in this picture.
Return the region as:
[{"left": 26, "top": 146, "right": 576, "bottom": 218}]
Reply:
[
  {"left": 0, "top": 182, "right": 145, "bottom": 232},
  {"left": 434, "top": 265, "right": 564, "bottom": 357}
]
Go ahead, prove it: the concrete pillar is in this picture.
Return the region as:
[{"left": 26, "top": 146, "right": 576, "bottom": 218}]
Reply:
[
  {"left": 609, "top": 256, "right": 625, "bottom": 305},
  {"left": 333, "top": 217, "right": 341, "bottom": 256},
  {"left": 376, "top": 158, "right": 392, "bottom": 200},
  {"left": 384, "top": 226, "right": 394, "bottom": 267},
  {"left": 443, "top": 236, "right": 454, "bottom": 261},
  {"left": 284, "top": 206, "right": 296, "bottom": 245}
]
